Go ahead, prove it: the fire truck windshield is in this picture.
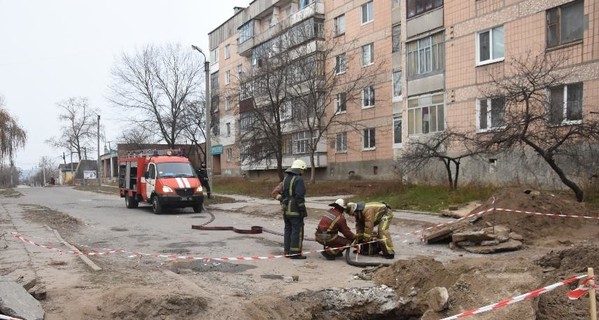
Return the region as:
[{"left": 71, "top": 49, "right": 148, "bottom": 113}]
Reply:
[{"left": 156, "top": 162, "right": 196, "bottom": 178}]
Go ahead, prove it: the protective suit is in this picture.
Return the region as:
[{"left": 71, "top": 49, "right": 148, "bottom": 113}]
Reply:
[
  {"left": 278, "top": 160, "right": 308, "bottom": 259},
  {"left": 315, "top": 199, "right": 356, "bottom": 260},
  {"left": 347, "top": 201, "right": 395, "bottom": 259}
]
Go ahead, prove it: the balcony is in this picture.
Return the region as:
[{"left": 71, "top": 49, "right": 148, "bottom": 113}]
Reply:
[{"left": 240, "top": 2, "right": 324, "bottom": 56}]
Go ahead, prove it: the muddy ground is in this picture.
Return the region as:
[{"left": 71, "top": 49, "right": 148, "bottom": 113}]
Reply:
[{"left": 3, "top": 187, "right": 599, "bottom": 320}]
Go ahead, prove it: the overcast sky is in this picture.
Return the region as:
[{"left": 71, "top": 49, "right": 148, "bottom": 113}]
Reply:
[{"left": 0, "top": 0, "right": 248, "bottom": 171}]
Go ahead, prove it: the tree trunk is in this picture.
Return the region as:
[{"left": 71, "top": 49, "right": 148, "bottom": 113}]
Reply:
[{"left": 443, "top": 159, "right": 455, "bottom": 191}]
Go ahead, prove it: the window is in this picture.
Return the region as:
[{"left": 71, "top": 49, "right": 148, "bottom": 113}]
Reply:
[
  {"left": 300, "top": 0, "right": 314, "bottom": 9},
  {"left": 336, "top": 93, "right": 347, "bottom": 113},
  {"left": 393, "top": 117, "right": 402, "bottom": 145},
  {"left": 240, "top": 112, "right": 252, "bottom": 131},
  {"left": 210, "top": 48, "right": 219, "bottom": 64},
  {"left": 362, "top": 43, "right": 374, "bottom": 66},
  {"left": 363, "top": 86, "right": 375, "bottom": 107},
  {"left": 334, "top": 14, "right": 346, "bottom": 35},
  {"left": 548, "top": 83, "right": 583, "bottom": 124},
  {"left": 226, "top": 122, "right": 231, "bottom": 137},
  {"left": 335, "top": 132, "right": 347, "bottom": 152},
  {"left": 225, "top": 96, "right": 232, "bottom": 111},
  {"left": 393, "top": 70, "right": 402, "bottom": 98},
  {"left": 362, "top": 1, "right": 374, "bottom": 24},
  {"left": 239, "top": 21, "right": 254, "bottom": 44},
  {"left": 407, "top": 0, "right": 443, "bottom": 19},
  {"left": 392, "top": 25, "right": 401, "bottom": 53},
  {"left": 407, "top": 93, "right": 445, "bottom": 135},
  {"left": 281, "top": 101, "right": 292, "bottom": 121},
  {"left": 224, "top": 44, "right": 231, "bottom": 59},
  {"left": 225, "top": 70, "right": 231, "bottom": 85},
  {"left": 406, "top": 32, "right": 445, "bottom": 78},
  {"left": 335, "top": 53, "right": 347, "bottom": 74},
  {"left": 477, "top": 97, "right": 505, "bottom": 130},
  {"left": 547, "top": 0, "right": 584, "bottom": 48},
  {"left": 477, "top": 26, "right": 504, "bottom": 64},
  {"left": 237, "top": 64, "right": 243, "bottom": 78},
  {"left": 293, "top": 131, "right": 311, "bottom": 154},
  {"left": 226, "top": 148, "right": 232, "bottom": 162},
  {"left": 363, "top": 128, "right": 376, "bottom": 149}
]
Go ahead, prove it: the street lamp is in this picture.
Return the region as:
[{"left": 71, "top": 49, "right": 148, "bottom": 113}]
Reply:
[
  {"left": 191, "top": 44, "right": 212, "bottom": 193},
  {"left": 97, "top": 114, "right": 101, "bottom": 186}
]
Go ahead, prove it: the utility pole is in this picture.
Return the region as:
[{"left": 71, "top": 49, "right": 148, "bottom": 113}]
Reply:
[{"left": 191, "top": 45, "right": 213, "bottom": 193}]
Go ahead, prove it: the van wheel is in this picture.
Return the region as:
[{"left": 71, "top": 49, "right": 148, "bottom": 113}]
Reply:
[
  {"left": 125, "top": 194, "right": 138, "bottom": 208},
  {"left": 192, "top": 204, "right": 202, "bottom": 213},
  {"left": 152, "top": 195, "right": 163, "bottom": 214}
]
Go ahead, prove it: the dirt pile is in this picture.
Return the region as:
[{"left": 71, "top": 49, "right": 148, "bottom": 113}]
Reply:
[{"left": 372, "top": 188, "right": 599, "bottom": 320}]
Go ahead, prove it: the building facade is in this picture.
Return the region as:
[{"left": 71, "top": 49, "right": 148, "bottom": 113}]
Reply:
[{"left": 208, "top": 0, "right": 599, "bottom": 188}]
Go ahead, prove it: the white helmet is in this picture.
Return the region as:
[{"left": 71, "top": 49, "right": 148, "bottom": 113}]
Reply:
[
  {"left": 291, "top": 159, "right": 307, "bottom": 170},
  {"left": 346, "top": 202, "right": 357, "bottom": 215},
  {"left": 329, "top": 198, "right": 347, "bottom": 211}
]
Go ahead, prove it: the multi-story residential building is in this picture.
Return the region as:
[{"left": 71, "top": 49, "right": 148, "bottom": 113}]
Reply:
[{"left": 208, "top": 0, "right": 599, "bottom": 189}]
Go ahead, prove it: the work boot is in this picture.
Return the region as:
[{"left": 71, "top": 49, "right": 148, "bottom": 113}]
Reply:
[
  {"left": 383, "top": 253, "right": 395, "bottom": 259},
  {"left": 320, "top": 251, "right": 335, "bottom": 260},
  {"left": 288, "top": 251, "right": 306, "bottom": 259}
]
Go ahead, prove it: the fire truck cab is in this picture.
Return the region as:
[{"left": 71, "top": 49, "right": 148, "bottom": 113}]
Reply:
[{"left": 118, "top": 151, "right": 204, "bottom": 214}]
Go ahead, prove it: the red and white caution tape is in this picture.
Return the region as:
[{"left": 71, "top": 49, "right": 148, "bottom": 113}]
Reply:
[
  {"left": 12, "top": 231, "right": 378, "bottom": 262},
  {"left": 567, "top": 276, "right": 596, "bottom": 300},
  {"left": 0, "top": 313, "right": 23, "bottom": 320},
  {"left": 441, "top": 274, "right": 588, "bottom": 319},
  {"left": 495, "top": 207, "right": 599, "bottom": 220}
]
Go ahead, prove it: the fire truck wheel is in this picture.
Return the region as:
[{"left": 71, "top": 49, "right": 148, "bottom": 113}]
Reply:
[
  {"left": 152, "top": 195, "right": 163, "bottom": 214},
  {"left": 125, "top": 194, "right": 138, "bottom": 208},
  {"left": 192, "top": 204, "right": 202, "bottom": 213}
]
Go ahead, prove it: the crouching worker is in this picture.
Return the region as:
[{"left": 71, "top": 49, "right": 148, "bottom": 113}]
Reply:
[
  {"left": 346, "top": 201, "right": 395, "bottom": 259},
  {"left": 315, "top": 199, "right": 356, "bottom": 260}
]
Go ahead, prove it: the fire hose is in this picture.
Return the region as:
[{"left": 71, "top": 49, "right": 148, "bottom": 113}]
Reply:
[{"left": 192, "top": 211, "right": 391, "bottom": 267}]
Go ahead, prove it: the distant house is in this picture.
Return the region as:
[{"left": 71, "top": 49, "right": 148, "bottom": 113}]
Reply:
[{"left": 58, "top": 162, "right": 77, "bottom": 185}]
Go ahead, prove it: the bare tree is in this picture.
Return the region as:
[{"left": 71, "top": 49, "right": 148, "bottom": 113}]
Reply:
[
  {"left": 474, "top": 53, "right": 599, "bottom": 202},
  {"left": 180, "top": 99, "right": 208, "bottom": 165},
  {"left": 235, "top": 21, "right": 380, "bottom": 182},
  {"left": 46, "top": 97, "right": 99, "bottom": 162},
  {"left": 116, "top": 126, "right": 160, "bottom": 146},
  {"left": 398, "top": 130, "right": 482, "bottom": 190},
  {"left": 287, "top": 34, "right": 381, "bottom": 183},
  {"left": 109, "top": 43, "right": 203, "bottom": 148}
]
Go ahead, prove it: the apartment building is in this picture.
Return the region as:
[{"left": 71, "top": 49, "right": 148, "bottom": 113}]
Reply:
[{"left": 208, "top": 0, "right": 599, "bottom": 188}]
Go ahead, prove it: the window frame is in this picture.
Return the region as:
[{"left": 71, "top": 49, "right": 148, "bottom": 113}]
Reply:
[
  {"left": 407, "top": 93, "right": 445, "bottom": 135},
  {"left": 224, "top": 44, "right": 231, "bottom": 59},
  {"left": 362, "top": 86, "right": 375, "bottom": 108},
  {"left": 293, "top": 131, "right": 311, "bottom": 154},
  {"left": 225, "top": 96, "right": 232, "bottom": 111},
  {"left": 335, "top": 53, "right": 347, "bottom": 75},
  {"left": 476, "top": 97, "right": 506, "bottom": 131},
  {"left": 334, "top": 14, "right": 346, "bottom": 36},
  {"left": 362, "top": 43, "right": 374, "bottom": 67},
  {"left": 226, "top": 148, "right": 232, "bottom": 162},
  {"left": 363, "top": 128, "right": 376, "bottom": 150},
  {"left": 406, "top": 32, "right": 445, "bottom": 78},
  {"left": 476, "top": 25, "right": 505, "bottom": 65},
  {"left": 336, "top": 92, "right": 347, "bottom": 114},
  {"left": 546, "top": 0, "right": 584, "bottom": 49},
  {"left": 407, "top": 0, "right": 444, "bottom": 19},
  {"left": 335, "top": 132, "right": 347, "bottom": 153},
  {"left": 225, "top": 70, "right": 231, "bottom": 85},
  {"left": 547, "top": 82, "right": 583, "bottom": 125},
  {"left": 361, "top": 1, "right": 374, "bottom": 24},
  {"left": 392, "top": 70, "right": 402, "bottom": 100},
  {"left": 392, "top": 24, "right": 401, "bottom": 53},
  {"left": 393, "top": 116, "right": 403, "bottom": 147}
]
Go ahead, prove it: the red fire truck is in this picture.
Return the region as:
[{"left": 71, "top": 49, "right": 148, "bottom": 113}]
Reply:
[{"left": 118, "top": 151, "right": 204, "bottom": 214}]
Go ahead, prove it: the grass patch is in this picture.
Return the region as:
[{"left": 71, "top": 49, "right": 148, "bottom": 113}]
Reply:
[
  {"left": 212, "top": 177, "right": 497, "bottom": 213},
  {"left": 0, "top": 188, "right": 22, "bottom": 198}
]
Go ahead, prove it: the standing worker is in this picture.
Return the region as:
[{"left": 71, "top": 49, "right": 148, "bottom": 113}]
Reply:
[
  {"left": 277, "top": 159, "right": 308, "bottom": 259},
  {"left": 315, "top": 199, "right": 356, "bottom": 260},
  {"left": 346, "top": 201, "right": 395, "bottom": 259},
  {"left": 196, "top": 164, "right": 211, "bottom": 199}
]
